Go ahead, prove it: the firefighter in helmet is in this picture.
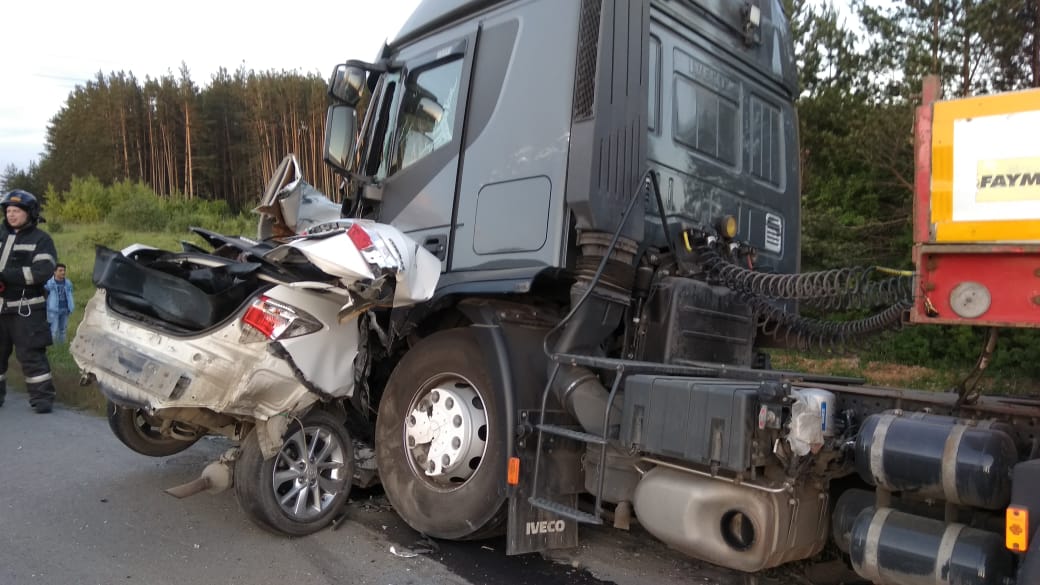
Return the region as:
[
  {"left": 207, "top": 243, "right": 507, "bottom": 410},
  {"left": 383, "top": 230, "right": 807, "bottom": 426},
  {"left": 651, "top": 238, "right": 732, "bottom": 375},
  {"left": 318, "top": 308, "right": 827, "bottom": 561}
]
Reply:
[{"left": 0, "top": 190, "right": 58, "bottom": 412}]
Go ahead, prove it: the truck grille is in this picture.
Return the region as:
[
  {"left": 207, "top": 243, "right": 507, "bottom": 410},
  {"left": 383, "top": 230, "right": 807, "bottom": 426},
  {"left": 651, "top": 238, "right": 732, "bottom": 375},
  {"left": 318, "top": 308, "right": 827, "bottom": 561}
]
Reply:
[
  {"left": 573, "top": 0, "right": 601, "bottom": 120},
  {"left": 764, "top": 213, "right": 782, "bottom": 253}
]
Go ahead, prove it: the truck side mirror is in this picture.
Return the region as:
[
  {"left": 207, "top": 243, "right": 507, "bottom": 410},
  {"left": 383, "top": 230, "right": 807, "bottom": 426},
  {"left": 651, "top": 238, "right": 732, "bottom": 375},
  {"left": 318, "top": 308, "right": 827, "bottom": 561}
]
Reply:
[
  {"left": 328, "top": 64, "right": 367, "bottom": 106},
  {"left": 417, "top": 97, "right": 444, "bottom": 125},
  {"left": 323, "top": 105, "right": 357, "bottom": 174}
]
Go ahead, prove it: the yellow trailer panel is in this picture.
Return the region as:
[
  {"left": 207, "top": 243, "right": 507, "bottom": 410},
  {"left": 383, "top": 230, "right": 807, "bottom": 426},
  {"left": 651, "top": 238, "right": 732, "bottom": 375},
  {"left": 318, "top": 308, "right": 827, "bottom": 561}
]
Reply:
[{"left": 930, "top": 89, "right": 1040, "bottom": 242}]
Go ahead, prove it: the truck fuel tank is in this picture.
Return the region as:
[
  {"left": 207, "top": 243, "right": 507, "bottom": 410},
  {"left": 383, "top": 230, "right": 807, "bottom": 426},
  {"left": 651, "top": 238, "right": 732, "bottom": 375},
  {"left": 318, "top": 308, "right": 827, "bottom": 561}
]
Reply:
[
  {"left": 853, "top": 412, "right": 1017, "bottom": 510},
  {"left": 849, "top": 508, "right": 1014, "bottom": 585}
]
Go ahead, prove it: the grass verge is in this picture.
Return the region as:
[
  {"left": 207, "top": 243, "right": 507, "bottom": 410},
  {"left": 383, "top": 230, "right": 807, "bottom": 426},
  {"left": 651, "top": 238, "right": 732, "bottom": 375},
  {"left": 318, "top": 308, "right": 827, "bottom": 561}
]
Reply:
[{"left": 770, "top": 348, "right": 1039, "bottom": 396}]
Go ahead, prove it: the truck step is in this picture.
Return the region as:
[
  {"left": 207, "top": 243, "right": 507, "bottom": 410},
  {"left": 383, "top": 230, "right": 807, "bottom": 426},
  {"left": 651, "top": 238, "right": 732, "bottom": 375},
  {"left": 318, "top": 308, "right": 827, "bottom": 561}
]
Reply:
[
  {"left": 528, "top": 497, "right": 603, "bottom": 525},
  {"left": 537, "top": 424, "right": 606, "bottom": 445}
]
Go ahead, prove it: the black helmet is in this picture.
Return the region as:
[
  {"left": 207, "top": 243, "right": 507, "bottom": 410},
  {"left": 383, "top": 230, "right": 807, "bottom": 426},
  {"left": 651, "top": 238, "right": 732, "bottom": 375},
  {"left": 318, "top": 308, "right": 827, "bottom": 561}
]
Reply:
[{"left": 1, "top": 190, "right": 41, "bottom": 223}]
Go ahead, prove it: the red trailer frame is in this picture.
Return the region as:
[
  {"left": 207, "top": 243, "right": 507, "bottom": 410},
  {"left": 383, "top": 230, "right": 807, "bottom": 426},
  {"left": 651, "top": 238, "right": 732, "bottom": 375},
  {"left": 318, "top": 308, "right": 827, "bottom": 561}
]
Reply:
[{"left": 910, "top": 78, "right": 1040, "bottom": 328}]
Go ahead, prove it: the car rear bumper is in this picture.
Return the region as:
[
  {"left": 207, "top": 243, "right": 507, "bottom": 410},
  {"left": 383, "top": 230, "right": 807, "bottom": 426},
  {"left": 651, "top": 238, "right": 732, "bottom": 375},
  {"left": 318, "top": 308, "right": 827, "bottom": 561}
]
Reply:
[{"left": 72, "top": 291, "right": 317, "bottom": 421}]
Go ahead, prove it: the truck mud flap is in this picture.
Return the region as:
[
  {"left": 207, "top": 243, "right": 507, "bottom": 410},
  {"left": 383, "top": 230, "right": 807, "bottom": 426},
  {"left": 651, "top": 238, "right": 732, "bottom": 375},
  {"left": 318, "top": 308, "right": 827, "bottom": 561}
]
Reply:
[
  {"left": 507, "top": 495, "right": 579, "bottom": 556},
  {"left": 506, "top": 410, "right": 584, "bottom": 556}
]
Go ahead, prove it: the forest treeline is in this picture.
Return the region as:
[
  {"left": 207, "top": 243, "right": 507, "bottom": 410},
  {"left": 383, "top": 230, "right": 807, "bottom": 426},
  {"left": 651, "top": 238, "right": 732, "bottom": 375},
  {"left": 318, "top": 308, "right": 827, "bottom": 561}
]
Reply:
[
  {"left": 5, "top": 65, "right": 342, "bottom": 210},
  {"left": 789, "top": 0, "right": 1038, "bottom": 270}
]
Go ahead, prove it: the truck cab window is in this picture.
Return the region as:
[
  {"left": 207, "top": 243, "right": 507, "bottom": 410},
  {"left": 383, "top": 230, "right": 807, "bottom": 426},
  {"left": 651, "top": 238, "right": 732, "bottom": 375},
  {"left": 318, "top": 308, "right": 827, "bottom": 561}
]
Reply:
[
  {"left": 365, "top": 74, "right": 400, "bottom": 178},
  {"left": 387, "top": 58, "right": 463, "bottom": 176},
  {"left": 649, "top": 35, "right": 660, "bottom": 132},
  {"left": 674, "top": 72, "right": 739, "bottom": 168}
]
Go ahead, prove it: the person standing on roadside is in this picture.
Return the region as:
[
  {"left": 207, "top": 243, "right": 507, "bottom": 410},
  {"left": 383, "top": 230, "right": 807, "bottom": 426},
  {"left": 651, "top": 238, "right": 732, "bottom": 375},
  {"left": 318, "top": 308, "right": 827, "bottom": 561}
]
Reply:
[
  {"left": 45, "top": 263, "right": 74, "bottom": 344},
  {"left": 0, "top": 190, "right": 58, "bottom": 413}
]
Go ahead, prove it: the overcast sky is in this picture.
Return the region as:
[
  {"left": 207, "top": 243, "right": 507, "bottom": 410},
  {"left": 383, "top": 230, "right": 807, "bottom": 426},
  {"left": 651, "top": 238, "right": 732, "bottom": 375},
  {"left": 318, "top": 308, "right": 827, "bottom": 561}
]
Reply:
[{"left": 0, "top": 0, "right": 422, "bottom": 172}]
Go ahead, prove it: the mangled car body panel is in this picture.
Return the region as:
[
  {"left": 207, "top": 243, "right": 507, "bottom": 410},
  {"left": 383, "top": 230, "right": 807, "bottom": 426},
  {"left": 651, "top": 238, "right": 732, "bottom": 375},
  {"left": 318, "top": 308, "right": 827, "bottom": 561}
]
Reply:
[
  {"left": 268, "top": 221, "right": 442, "bottom": 307},
  {"left": 73, "top": 282, "right": 360, "bottom": 421}
]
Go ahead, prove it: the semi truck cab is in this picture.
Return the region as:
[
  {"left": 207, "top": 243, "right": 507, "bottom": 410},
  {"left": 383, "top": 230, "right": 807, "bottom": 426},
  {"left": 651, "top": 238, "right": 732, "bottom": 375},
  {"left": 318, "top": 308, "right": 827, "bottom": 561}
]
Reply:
[
  {"left": 325, "top": 0, "right": 799, "bottom": 284},
  {"left": 317, "top": 2, "right": 1040, "bottom": 584}
]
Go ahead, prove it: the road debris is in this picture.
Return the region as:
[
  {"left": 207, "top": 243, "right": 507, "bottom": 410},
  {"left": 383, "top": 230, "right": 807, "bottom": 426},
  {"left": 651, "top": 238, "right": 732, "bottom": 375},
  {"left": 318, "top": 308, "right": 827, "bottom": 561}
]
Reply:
[{"left": 390, "top": 545, "right": 419, "bottom": 558}]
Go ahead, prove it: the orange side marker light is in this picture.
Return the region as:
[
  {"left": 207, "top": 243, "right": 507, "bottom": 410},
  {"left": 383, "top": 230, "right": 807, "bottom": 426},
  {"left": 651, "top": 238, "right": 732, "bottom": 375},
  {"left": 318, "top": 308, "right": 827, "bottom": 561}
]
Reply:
[
  {"left": 1007, "top": 507, "right": 1029, "bottom": 552},
  {"left": 507, "top": 457, "right": 520, "bottom": 486}
]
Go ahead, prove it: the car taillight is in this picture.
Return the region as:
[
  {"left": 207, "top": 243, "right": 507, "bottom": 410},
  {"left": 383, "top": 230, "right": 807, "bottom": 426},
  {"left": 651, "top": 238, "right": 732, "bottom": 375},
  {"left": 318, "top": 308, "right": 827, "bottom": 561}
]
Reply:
[
  {"left": 241, "top": 296, "right": 322, "bottom": 340},
  {"left": 347, "top": 222, "right": 373, "bottom": 250}
]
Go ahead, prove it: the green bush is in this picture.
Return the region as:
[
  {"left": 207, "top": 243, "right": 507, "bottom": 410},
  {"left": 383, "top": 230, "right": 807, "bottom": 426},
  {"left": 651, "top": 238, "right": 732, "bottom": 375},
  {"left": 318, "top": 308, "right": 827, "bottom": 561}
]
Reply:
[
  {"left": 156, "top": 196, "right": 251, "bottom": 234},
  {"left": 214, "top": 214, "right": 256, "bottom": 237},
  {"left": 41, "top": 175, "right": 257, "bottom": 237},
  {"left": 75, "top": 227, "right": 123, "bottom": 249},
  {"left": 57, "top": 199, "right": 102, "bottom": 224},
  {"left": 50, "top": 176, "right": 112, "bottom": 223},
  {"left": 109, "top": 191, "right": 166, "bottom": 231}
]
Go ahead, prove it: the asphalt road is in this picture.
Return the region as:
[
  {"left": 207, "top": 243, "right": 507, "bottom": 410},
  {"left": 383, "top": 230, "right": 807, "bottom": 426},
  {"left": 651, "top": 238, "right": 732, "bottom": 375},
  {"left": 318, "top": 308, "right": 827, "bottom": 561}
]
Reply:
[{"left": 0, "top": 396, "right": 853, "bottom": 585}]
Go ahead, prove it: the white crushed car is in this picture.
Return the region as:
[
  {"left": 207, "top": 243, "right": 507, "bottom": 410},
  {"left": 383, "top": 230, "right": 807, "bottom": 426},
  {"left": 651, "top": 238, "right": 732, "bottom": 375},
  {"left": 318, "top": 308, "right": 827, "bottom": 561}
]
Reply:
[{"left": 72, "top": 155, "right": 440, "bottom": 535}]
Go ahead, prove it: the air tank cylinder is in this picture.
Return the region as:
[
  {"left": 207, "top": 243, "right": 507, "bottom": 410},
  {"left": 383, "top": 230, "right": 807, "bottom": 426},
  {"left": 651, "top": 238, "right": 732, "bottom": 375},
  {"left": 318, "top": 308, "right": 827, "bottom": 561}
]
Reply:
[
  {"left": 853, "top": 412, "right": 1017, "bottom": 509},
  {"left": 849, "top": 508, "right": 1014, "bottom": 585}
]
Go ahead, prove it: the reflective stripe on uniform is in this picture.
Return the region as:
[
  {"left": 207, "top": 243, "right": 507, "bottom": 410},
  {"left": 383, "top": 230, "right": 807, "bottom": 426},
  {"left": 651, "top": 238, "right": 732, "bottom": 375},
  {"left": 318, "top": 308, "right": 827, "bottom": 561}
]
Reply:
[
  {"left": 22, "top": 266, "right": 33, "bottom": 284},
  {"left": 0, "top": 235, "right": 15, "bottom": 272},
  {"left": 12, "top": 244, "right": 35, "bottom": 252},
  {"left": 33, "top": 253, "right": 55, "bottom": 265},
  {"left": 25, "top": 372, "right": 52, "bottom": 383},
  {"left": 6, "top": 296, "right": 45, "bottom": 307},
  {"left": 0, "top": 374, "right": 7, "bottom": 382}
]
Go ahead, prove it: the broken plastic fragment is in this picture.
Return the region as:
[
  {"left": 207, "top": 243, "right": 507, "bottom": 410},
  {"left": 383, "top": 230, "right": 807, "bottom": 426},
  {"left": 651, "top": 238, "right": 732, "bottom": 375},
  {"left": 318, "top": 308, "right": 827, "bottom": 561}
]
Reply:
[{"left": 389, "top": 545, "right": 418, "bottom": 558}]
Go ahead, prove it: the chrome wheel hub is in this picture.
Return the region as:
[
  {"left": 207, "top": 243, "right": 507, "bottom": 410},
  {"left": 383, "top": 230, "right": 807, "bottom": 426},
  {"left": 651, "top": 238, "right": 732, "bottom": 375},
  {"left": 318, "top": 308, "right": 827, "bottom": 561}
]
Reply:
[{"left": 405, "top": 380, "right": 487, "bottom": 484}]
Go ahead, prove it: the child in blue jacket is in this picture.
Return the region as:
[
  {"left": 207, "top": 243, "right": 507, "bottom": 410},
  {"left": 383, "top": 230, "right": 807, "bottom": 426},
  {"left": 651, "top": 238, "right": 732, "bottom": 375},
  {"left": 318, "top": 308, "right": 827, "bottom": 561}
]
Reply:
[{"left": 44, "top": 263, "right": 74, "bottom": 343}]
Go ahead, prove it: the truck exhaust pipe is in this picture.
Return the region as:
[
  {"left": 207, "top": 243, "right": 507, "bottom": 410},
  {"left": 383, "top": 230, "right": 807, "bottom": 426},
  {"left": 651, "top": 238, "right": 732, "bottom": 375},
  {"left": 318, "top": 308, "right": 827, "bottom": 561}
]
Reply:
[
  {"left": 554, "top": 360, "right": 618, "bottom": 437},
  {"left": 551, "top": 234, "right": 637, "bottom": 436}
]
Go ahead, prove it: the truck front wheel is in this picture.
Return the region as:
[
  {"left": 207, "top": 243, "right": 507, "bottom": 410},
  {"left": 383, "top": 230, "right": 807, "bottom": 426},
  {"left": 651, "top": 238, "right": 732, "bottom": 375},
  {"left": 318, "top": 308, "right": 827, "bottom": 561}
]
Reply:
[{"left": 375, "top": 328, "right": 508, "bottom": 540}]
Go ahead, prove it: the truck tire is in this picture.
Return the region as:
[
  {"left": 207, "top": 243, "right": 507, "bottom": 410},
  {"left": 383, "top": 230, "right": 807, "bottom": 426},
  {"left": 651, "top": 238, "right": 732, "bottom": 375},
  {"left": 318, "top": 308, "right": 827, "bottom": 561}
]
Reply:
[
  {"left": 107, "top": 401, "right": 199, "bottom": 457},
  {"left": 234, "top": 409, "right": 354, "bottom": 537},
  {"left": 375, "top": 328, "right": 508, "bottom": 540}
]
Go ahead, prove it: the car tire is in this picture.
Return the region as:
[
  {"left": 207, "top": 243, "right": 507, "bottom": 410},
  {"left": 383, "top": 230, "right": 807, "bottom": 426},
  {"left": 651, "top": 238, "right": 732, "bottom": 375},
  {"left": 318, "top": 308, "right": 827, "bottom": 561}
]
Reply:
[
  {"left": 107, "top": 401, "right": 200, "bottom": 457},
  {"left": 375, "top": 328, "right": 508, "bottom": 540},
  {"left": 234, "top": 409, "right": 354, "bottom": 537}
]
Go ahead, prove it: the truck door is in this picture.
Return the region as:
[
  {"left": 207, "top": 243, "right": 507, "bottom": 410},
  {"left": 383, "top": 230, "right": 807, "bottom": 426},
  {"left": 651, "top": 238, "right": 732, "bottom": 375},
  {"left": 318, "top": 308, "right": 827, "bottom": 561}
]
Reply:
[{"left": 365, "top": 29, "right": 476, "bottom": 268}]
